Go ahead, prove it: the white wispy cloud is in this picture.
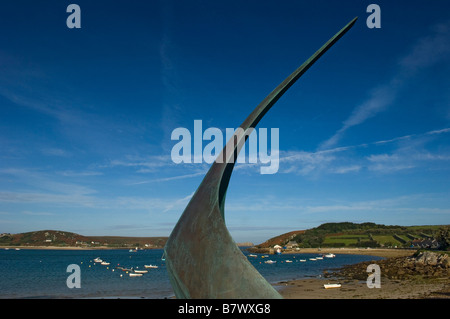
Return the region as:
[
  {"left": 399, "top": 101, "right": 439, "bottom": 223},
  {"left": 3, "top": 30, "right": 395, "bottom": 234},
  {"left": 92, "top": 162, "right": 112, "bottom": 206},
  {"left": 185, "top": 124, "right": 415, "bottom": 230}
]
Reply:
[
  {"left": 366, "top": 154, "right": 415, "bottom": 173},
  {"left": 105, "top": 125, "right": 450, "bottom": 179},
  {"left": 227, "top": 193, "right": 450, "bottom": 223},
  {"left": 320, "top": 84, "right": 397, "bottom": 150},
  {"left": 57, "top": 170, "right": 103, "bottom": 177},
  {"left": 280, "top": 127, "right": 450, "bottom": 176},
  {"left": 332, "top": 165, "right": 361, "bottom": 174},
  {"left": 0, "top": 168, "right": 96, "bottom": 196},
  {"left": 109, "top": 155, "right": 175, "bottom": 171},
  {"left": 162, "top": 192, "right": 195, "bottom": 213},
  {"left": 280, "top": 150, "right": 336, "bottom": 175},
  {"left": 0, "top": 78, "right": 84, "bottom": 128},
  {"left": 367, "top": 147, "right": 450, "bottom": 173},
  {"left": 320, "top": 20, "right": 450, "bottom": 150},
  {"left": 131, "top": 171, "right": 206, "bottom": 185},
  {"left": 399, "top": 21, "right": 450, "bottom": 72},
  {"left": 22, "top": 211, "right": 54, "bottom": 216},
  {"left": 0, "top": 166, "right": 193, "bottom": 215},
  {"left": 299, "top": 194, "right": 450, "bottom": 216},
  {"left": 41, "top": 148, "right": 72, "bottom": 158}
]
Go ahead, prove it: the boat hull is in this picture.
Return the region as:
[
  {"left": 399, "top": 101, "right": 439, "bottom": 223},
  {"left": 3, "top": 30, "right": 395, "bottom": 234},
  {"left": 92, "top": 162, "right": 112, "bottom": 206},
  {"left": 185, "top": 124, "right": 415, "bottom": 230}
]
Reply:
[{"left": 324, "top": 284, "right": 341, "bottom": 289}]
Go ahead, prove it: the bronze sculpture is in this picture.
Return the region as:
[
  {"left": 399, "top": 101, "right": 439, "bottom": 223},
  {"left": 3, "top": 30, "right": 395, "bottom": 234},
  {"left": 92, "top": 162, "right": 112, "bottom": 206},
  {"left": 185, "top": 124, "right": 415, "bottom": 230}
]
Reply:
[{"left": 164, "top": 17, "right": 358, "bottom": 299}]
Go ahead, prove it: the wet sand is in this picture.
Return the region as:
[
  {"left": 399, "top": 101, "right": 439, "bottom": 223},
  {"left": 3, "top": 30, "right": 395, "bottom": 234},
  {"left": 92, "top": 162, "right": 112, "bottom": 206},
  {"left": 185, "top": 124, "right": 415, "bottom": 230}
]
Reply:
[
  {"left": 277, "top": 248, "right": 450, "bottom": 299},
  {"left": 277, "top": 277, "right": 449, "bottom": 299},
  {"left": 283, "top": 247, "right": 414, "bottom": 258}
]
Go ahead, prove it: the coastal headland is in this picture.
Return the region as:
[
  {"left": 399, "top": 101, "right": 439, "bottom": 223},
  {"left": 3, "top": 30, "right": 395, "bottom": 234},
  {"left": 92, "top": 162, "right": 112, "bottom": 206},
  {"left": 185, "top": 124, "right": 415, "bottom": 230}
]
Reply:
[{"left": 0, "top": 230, "right": 168, "bottom": 249}]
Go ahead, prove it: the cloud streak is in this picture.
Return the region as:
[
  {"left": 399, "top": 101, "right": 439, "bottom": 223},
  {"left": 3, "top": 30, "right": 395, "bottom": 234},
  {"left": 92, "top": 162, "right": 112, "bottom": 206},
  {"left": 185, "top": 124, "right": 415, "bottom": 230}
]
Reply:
[
  {"left": 280, "top": 127, "right": 450, "bottom": 176},
  {"left": 320, "top": 20, "right": 450, "bottom": 150}
]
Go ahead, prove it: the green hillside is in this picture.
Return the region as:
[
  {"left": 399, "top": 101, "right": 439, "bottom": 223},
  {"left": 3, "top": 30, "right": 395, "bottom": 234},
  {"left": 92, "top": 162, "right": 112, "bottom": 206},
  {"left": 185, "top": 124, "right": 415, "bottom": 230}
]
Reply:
[
  {"left": 258, "top": 222, "right": 449, "bottom": 250},
  {"left": 0, "top": 230, "right": 168, "bottom": 248}
]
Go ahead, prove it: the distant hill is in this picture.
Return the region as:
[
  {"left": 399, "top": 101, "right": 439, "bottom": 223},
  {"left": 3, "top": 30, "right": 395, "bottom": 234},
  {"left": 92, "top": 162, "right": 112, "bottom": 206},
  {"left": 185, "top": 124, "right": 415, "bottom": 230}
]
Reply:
[
  {"left": 0, "top": 230, "right": 168, "bottom": 248},
  {"left": 257, "top": 230, "right": 305, "bottom": 248},
  {"left": 2, "top": 222, "right": 448, "bottom": 251},
  {"left": 255, "top": 222, "right": 449, "bottom": 250}
]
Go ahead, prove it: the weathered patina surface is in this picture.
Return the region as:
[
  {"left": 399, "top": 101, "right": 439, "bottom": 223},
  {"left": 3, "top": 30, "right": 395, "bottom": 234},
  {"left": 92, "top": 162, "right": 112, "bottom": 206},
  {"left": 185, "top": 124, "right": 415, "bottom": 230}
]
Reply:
[{"left": 164, "top": 17, "right": 358, "bottom": 299}]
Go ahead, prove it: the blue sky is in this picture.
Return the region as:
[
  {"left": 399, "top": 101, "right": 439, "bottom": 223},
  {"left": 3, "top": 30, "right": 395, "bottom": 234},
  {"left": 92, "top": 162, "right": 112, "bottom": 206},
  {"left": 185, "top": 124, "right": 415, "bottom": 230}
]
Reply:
[{"left": 1, "top": 0, "right": 449, "bottom": 243}]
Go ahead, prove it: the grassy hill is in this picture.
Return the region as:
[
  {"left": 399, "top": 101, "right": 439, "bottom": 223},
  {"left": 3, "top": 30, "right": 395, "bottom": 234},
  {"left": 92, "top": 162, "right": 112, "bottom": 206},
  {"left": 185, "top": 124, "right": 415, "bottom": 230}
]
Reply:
[
  {"left": 0, "top": 230, "right": 168, "bottom": 248},
  {"left": 257, "top": 230, "right": 305, "bottom": 248},
  {"left": 2, "top": 223, "right": 448, "bottom": 250},
  {"left": 256, "top": 222, "right": 449, "bottom": 250}
]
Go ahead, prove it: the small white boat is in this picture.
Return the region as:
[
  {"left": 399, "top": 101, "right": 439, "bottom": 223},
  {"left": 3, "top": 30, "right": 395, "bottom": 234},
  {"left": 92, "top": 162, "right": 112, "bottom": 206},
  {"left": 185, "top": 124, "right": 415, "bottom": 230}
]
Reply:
[
  {"left": 93, "top": 257, "right": 102, "bottom": 263},
  {"left": 101, "top": 261, "right": 110, "bottom": 265},
  {"left": 248, "top": 254, "right": 257, "bottom": 258},
  {"left": 129, "top": 273, "right": 143, "bottom": 277},
  {"left": 134, "top": 270, "right": 148, "bottom": 274},
  {"left": 324, "top": 253, "right": 336, "bottom": 258},
  {"left": 285, "top": 260, "right": 293, "bottom": 263},
  {"left": 324, "top": 283, "right": 341, "bottom": 289},
  {"left": 316, "top": 256, "right": 323, "bottom": 260},
  {"left": 264, "top": 260, "right": 276, "bottom": 264},
  {"left": 309, "top": 258, "right": 317, "bottom": 261},
  {"left": 144, "top": 264, "right": 158, "bottom": 269},
  {"left": 299, "top": 259, "right": 306, "bottom": 262}
]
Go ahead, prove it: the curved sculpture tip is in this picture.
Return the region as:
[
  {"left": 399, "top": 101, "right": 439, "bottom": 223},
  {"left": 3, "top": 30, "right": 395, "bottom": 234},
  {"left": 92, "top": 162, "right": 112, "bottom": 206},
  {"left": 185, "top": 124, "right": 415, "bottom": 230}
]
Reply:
[{"left": 164, "top": 17, "right": 357, "bottom": 299}]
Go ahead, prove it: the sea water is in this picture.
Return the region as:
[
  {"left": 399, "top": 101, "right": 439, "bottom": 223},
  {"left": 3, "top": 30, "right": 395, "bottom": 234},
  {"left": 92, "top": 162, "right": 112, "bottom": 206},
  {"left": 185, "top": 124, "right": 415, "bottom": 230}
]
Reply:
[{"left": 0, "top": 248, "right": 382, "bottom": 298}]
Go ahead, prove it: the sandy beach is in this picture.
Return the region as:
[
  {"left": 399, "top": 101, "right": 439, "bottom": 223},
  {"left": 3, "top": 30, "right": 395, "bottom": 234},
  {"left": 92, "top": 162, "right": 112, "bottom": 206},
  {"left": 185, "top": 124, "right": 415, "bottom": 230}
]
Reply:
[
  {"left": 277, "top": 248, "right": 450, "bottom": 299},
  {"left": 277, "top": 277, "right": 449, "bottom": 299},
  {"left": 283, "top": 247, "right": 414, "bottom": 258}
]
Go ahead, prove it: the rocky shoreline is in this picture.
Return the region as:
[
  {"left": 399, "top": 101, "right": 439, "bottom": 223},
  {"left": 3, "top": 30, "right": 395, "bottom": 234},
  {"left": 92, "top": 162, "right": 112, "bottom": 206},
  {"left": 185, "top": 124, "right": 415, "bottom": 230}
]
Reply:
[
  {"left": 325, "top": 251, "right": 449, "bottom": 281},
  {"left": 279, "top": 251, "right": 450, "bottom": 299}
]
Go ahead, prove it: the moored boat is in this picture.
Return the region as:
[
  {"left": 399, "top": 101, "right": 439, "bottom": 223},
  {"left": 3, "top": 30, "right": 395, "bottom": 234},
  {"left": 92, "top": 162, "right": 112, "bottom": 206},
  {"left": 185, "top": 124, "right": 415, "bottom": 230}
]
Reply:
[
  {"left": 134, "top": 270, "right": 148, "bottom": 274},
  {"left": 129, "top": 273, "right": 143, "bottom": 277},
  {"left": 144, "top": 264, "right": 158, "bottom": 269},
  {"left": 324, "top": 283, "right": 341, "bottom": 289}
]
